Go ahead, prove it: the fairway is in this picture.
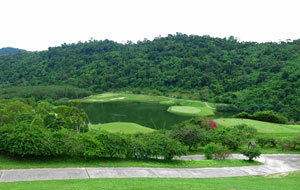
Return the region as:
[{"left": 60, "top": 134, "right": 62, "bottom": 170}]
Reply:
[
  {"left": 89, "top": 122, "right": 154, "bottom": 134},
  {"left": 215, "top": 118, "right": 300, "bottom": 138}
]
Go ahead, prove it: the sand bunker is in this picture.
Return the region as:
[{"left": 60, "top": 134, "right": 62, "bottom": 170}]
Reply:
[{"left": 110, "top": 97, "right": 125, "bottom": 100}]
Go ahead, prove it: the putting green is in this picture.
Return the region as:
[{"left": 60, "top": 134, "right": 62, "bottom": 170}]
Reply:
[
  {"left": 167, "top": 106, "right": 202, "bottom": 116},
  {"left": 89, "top": 122, "right": 154, "bottom": 134}
]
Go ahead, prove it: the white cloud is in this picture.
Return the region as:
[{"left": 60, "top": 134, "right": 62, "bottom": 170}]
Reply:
[{"left": 0, "top": 0, "right": 300, "bottom": 51}]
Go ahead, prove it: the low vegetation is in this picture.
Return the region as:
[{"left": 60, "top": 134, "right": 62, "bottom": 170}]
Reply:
[{"left": 0, "top": 154, "right": 260, "bottom": 169}]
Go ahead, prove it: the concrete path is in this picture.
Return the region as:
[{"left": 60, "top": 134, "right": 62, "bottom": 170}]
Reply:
[
  {"left": 205, "top": 102, "right": 216, "bottom": 109},
  {"left": 1, "top": 154, "right": 300, "bottom": 182}
]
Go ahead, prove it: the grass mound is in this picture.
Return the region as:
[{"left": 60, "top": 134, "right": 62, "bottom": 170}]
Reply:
[{"left": 89, "top": 122, "right": 154, "bottom": 134}]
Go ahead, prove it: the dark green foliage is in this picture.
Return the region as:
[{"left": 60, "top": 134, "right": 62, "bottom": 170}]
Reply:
[
  {"left": 1, "top": 35, "right": 300, "bottom": 120},
  {"left": 79, "top": 133, "right": 104, "bottom": 158},
  {"left": 256, "top": 136, "right": 277, "bottom": 148},
  {"left": 204, "top": 143, "right": 230, "bottom": 160},
  {"left": 233, "top": 111, "right": 288, "bottom": 124},
  {"left": 242, "top": 147, "right": 261, "bottom": 161},
  {"left": 51, "top": 129, "right": 82, "bottom": 156},
  {"left": 210, "top": 127, "right": 243, "bottom": 150},
  {"left": 0, "top": 124, "right": 53, "bottom": 156},
  {"left": 277, "top": 134, "right": 300, "bottom": 150},
  {"left": 95, "top": 131, "right": 131, "bottom": 158},
  {"left": 172, "top": 124, "right": 207, "bottom": 150},
  {"left": 0, "top": 86, "right": 91, "bottom": 101},
  {"left": 234, "top": 112, "right": 251, "bottom": 119},
  {"left": 251, "top": 111, "right": 288, "bottom": 124},
  {"left": 137, "top": 132, "right": 187, "bottom": 160},
  {"left": 55, "top": 105, "right": 89, "bottom": 133}
]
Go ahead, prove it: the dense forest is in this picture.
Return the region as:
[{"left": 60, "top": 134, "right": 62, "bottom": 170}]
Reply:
[
  {"left": 1, "top": 33, "right": 300, "bottom": 120},
  {"left": 0, "top": 47, "right": 27, "bottom": 55}
]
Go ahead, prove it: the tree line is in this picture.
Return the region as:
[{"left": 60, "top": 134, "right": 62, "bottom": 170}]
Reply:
[{"left": 1, "top": 34, "right": 300, "bottom": 120}]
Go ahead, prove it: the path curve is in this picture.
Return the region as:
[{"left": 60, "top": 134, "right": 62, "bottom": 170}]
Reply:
[
  {"left": 205, "top": 102, "right": 216, "bottom": 109},
  {"left": 1, "top": 154, "right": 300, "bottom": 182}
]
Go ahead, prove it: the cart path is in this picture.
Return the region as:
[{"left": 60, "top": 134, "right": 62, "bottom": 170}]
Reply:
[
  {"left": 1, "top": 154, "right": 300, "bottom": 182},
  {"left": 205, "top": 102, "right": 216, "bottom": 109}
]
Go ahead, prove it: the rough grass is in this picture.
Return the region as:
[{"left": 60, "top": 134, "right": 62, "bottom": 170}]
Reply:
[
  {"left": 1, "top": 171, "right": 300, "bottom": 190},
  {"left": 215, "top": 118, "right": 300, "bottom": 138},
  {"left": 89, "top": 122, "right": 154, "bottom": 134},
  {"left": 0, "top": 154, "right": 261, "bottom": 169}
]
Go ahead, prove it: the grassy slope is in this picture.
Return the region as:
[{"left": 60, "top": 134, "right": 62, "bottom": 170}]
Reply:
[
  {"left": 215, "top": 118, "right": 300, "bottom": 138},
  {"left": 89, "top": 122, "right": 154, "bottom": 134},
  {"left": 0, "top": 154, "right": 260, "bottom": 169},
  {"left": 1, "top": 171, "right": 300, "bottom": 190}
]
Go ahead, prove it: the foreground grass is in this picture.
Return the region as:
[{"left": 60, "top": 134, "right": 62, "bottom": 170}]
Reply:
[
  {"left": 89, "top": 122, "right": 154, "bottom": 134},
  {"left": 215, "top": 118, "right": 300, "bottom": 138},
  {"left": 1, "top": 171, "right": 300, "bottom": 190},
  {"left": 0, "top": 154, "right": 261, "bottom": 169}
]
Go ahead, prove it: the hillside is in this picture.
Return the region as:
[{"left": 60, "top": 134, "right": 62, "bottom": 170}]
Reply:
[
  {"left": 0, "top": 34, "right": 300, "bottom": 120},
  {"left": 0, "top": 47, "right": 27, "bottom": 55}
]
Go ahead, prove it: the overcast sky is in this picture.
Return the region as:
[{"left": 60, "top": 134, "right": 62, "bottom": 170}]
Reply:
[{"left": 1, "top": 0, "right": 300, "bottom": 51}]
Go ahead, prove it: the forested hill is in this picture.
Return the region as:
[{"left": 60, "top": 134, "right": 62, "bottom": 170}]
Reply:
[
  {"left": 1, "top": 34, "right": 300, "bottom": 120},
  {"left": 0, "top": 47, "right": 27, "bottom": 55}
]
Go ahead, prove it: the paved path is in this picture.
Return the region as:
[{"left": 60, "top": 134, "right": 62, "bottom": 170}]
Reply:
[
  {"left": 1, "top": 154, "right": 300, "bottom": 182},
  {"left": 205, "top": 102, "right": 216, "bottom": 109}
]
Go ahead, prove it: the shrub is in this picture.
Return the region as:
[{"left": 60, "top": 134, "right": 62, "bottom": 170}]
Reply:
[
  {"left": 172, "top": 124, "right": 207, "bottom": 150},
  {"left": 251, "top": 111, "right": 288, "bottom": 124},
  {"left": 234, "top": 112, "right": 251, "bottom": 119},
  {"left": 256, "top": 137, "right": 277, "bottom": 148},
  {"left": 242, "top": 147, "right": 261, "bottom": 161},
  {"left": 204, "top": 143, "right": 230, "bottom": 160},
  {"left": 79, "top": 134, "right": 104, "bottom": 158},
  {"left": 0, "top": 123, "right": 53, "bottom": 156},
  {"left": 234, "top": 124, "right": 257, "bottom": 141},
  {"left": 51, "top": 129, "right": 83, "bottom": 156},
  {"left": 210, "top": 127, "right": 243, "bottom": 150},
  {"left": 95, "top": 131, "right": 131, "bottom": 158},
  {"left": 256, "top": 136, "right": 269, "bottom": 148},
  {"left": 135, "top": 132, "right": 187, "bottom": 160},
  {"left": 277, "top": 139, "right": 297, "bottom": 150}
]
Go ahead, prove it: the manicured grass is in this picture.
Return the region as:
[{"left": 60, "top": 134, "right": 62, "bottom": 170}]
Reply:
[
  {"left": 168, "top": 105, "right": 214, "bottom": 116},
  {"left": 0, "top": 154, "right": 261, "bottom": 169},
  {"left": 168, "top": 106, "right": 202, "bottom": 116},
  {"left": 78, "top": 93, "right": 170, "bottom": 103},
  {"left": 89, "top": 122, "right": 154, "bottom": 134},
  {"left": 215, "top": 118, "right": 300, "bottom": 138},
  {"left": 1, "top": 171, "right": 300, "bottom": 190}
]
